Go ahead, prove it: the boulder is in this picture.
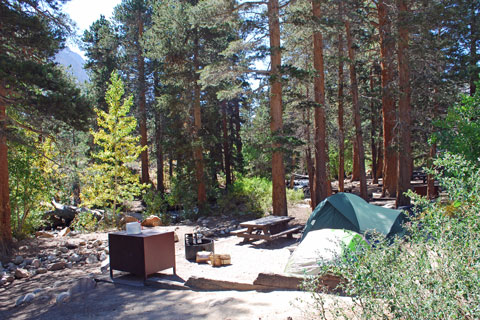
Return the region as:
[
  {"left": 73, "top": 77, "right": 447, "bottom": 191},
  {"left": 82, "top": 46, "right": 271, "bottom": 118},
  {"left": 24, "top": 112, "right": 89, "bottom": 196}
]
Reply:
[
  {"left": 68, "top": 277, "right": 96, "bottom": 297},
  {"left": 14, "top": 268, "right": 30, "bottom": 279},
  {"left": 141, "top": 215, "right": 162, "bottom": 227},
  {"left": 65, "top": 242, "right": 78, "bottom": 249},
  {"left": 32, "top": 259, "right": 41, "bottom": 268},
  {"left": 35, "top": 231, "right": 54, "bottom": 238},
  {"left": 36, "top": 268, "right": 47, "bottom": 274},
  {"left": 68, "top": 254, "right": 82, "bottom": 263},
  {"left": 119, "top": 215, "right": 138, "bottom": 227},
  {"left": 59, "top": 247, "right": 69, "bottom": 253},
  {"left": 48, "top": 262, "right": 66, "bottom": 271},
  {"left": 100, "top": 259, "right": 110, "bottom": 274},
  {"left": 98, "top": 252, "right": 107, "bottom": 262},
  {"left": 14, "top": 256, "right": 24, "bottom": 265},
  {"left": 59, "top": 227, "right": 71, "bottom": 237},
  {"left": 6, "top": 275, "right": 15, "bottom": 282},
  {"left": 86, "top": 254, "right": 98, "bottom": 264},
  {"left": 56, "top": 291, "right": 70, "bottom": 304},
  {"left": 23, "top": 293, "right": 36, "bottom": 304},
  {"left": 92, "top": 239, "right": 103, "bottom": 247}
]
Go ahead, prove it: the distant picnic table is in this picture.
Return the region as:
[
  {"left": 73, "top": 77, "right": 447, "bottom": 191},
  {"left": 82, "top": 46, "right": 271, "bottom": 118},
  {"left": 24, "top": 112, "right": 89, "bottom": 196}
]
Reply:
[{"left": 235, "top": 216, "right": 302, "bottom": 242}]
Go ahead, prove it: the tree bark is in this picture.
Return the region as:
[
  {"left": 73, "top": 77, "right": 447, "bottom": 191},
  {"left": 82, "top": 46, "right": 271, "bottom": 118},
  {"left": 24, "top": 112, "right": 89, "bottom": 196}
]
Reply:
[
  {"left": 268, "top": 0, "right": 288, "bottom": 216},
  {"left": 345, "top": 20, "right": 368, "bottom": 200},
  {"left": 351, "top": 139, "right": 359, "bottom": 181},
  {"left": 396, "top": 0, "right": 412, "bottom": 207},
  {"left": 155, "top": 112, "right": 164, "bottom": 194},
  {"left": 370, "top": 66, "right": 378, "bottom": 184},
  {"left": 303, "top": 93, "right": 315, "bottom": 210},
  {"left": 222, "top": 101, "right": 232, "bottom": 187},
  {"left": 153, "top": 70, "right": 164, "bottom": 194},
  {"left": 337, "top": 28, "right": 345, "bottom": 193},
  {"left": 378, "top": 0, "right": 397, "bottom": 197},
  {"left": 427, "top": 142, "right": 436, "bottom": 199},
  {"left": 233, "top": 99, "right": 243, "bottom": 174},
  {"left": 312, "top": 0, "right": 329, "bottom": 207},
  {"left": 0, "top": 84, "right": 12, "bottom": 253},
  {"left": 137, "top": 11, "right": 150, "bottom": 185},
  {"left": 193, "top": 33, "right": 207, "bottom": 208},
  {"left": 289, "top": 155, "right": 296, "bottom": 188},
  {"left": 376, "top": 141, "right": 384, "bottom": 181}
]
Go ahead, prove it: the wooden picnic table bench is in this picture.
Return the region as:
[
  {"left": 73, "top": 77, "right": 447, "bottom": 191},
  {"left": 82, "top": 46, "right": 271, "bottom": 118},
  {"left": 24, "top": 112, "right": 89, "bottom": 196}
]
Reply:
[{"left": 235, "top": 216, "right": 302, "bottom": 242}]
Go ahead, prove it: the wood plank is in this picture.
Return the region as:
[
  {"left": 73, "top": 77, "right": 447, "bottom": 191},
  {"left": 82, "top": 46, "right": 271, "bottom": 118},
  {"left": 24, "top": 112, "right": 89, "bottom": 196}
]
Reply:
[
  {"left": 230, "top": 228, "right": 249, "bottom": 235},
  {"left": 185, "top": 276, "right": 270, "bottom": 291},
  {"left": 240, "top": 216, "right": 293, "bottom": 228},
  {"left": 253, "top": 273, "right": 302, "bottom": 290},
  {"left": 270, "top": 226, "right": 303, "bottom": 239},
  {"left": 236, "top": 232, "right": 272, "bottom": 240}
]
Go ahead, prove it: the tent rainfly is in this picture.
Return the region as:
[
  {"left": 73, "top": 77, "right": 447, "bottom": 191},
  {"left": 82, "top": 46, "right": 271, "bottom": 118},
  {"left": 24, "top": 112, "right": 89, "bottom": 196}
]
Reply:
[{"left": 302, "top": 192, "right": 405, "bottom": 240}]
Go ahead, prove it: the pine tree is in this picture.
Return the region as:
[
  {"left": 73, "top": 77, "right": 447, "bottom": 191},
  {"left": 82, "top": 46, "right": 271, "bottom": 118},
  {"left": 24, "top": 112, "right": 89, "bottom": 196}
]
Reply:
[
  {"left": 114, "top": 0, "right": 151, "bottom": 185},
  {"left": 83, "top": 15, "right": 121, "bottom": 111},
  {"left": 0, "top": 0, "right": 90, "bottom": 253},
  {"left": 81, "top": 72, "right": 145, "bottom": 220}
]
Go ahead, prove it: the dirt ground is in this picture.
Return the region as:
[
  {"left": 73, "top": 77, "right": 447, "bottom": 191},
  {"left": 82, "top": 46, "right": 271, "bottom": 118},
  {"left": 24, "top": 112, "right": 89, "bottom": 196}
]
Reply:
[{"left": 0, "top": 190, "right": 391, "bottom": 320}]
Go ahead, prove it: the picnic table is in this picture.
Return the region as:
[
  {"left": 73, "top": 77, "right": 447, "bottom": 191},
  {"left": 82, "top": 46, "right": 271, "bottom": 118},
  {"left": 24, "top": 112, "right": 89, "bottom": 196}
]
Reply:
[{"left": 235, "top": 216, "right": 302, "bottom": 242}]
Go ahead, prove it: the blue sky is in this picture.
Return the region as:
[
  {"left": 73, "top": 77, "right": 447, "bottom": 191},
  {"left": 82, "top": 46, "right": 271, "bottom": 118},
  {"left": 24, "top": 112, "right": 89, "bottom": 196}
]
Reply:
[{"left": 63, "top": 0, "right": 121, "bottom": 57}]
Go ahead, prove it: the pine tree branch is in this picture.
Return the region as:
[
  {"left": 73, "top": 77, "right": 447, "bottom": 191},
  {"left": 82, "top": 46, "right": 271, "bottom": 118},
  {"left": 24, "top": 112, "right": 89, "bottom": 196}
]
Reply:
[
  {"left": 233, "top": 1, "right": 268, "bottom": 12},
  {"left": 6, "top": 115, "right": 55, "bottom": 140}
]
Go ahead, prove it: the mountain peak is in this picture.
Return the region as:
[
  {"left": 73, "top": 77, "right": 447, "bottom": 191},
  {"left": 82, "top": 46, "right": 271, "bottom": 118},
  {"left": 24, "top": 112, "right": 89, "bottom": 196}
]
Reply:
[{"left": 55, "top": 47, "right": 89, "bottom": 84}]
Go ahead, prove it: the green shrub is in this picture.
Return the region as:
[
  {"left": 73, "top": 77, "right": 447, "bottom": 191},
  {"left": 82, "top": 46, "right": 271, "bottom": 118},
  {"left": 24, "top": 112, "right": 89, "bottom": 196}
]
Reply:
[
  {"left": 143, "top": 190, "right": 172, "bottom": 225},
  {"left": 434, "top": 80, "right": 480, "bottom": 163},
  {"left": 217, "top": 175, "right": 304, "bottom": 216},
  {"left": 307, "top": 153, "right": 480, "bottom": 319},
  {"left": 8, "top": 142, "right": 53, "bottom": 238},
  {"left": 71, "top": 210, "right": 98, "bottom": 233}
]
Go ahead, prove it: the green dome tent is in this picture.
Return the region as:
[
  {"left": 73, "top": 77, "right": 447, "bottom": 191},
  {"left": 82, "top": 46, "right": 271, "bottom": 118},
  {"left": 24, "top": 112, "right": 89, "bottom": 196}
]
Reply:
[{"left": 302, "top": 193, "right": 405, "bottom": 240}]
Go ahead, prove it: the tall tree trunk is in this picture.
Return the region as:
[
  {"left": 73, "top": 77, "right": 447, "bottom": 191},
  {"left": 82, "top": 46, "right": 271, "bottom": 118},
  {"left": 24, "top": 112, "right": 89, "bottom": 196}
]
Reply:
[
  {"left": 378, "top": 0, "right": 397, "bottom": 197},
  {"left": 155, "top": 112, "right": 164, "bottom": 194},
  {"left": 312, "top": 0, "right": 329, "bottom": 208},
  {"left": 154, "top": 70, "right": 164, "bottom": 194},
  {"left": 375, "top": 67, "right": 384, "bottom": 182},
  {"left": 233, "top": 99, "right": 243, "bottom": 174},
  {"left": 376, "top": 141, "right": 384, "bottom": 181},
  {"left": 0, "top": 86, "right": 12, "bottom": 254},
  {"left": 268, "top": 0, "right": 288, "bottom": 216},
  {"left": 370, "top": 66, "right": 378, "bottom": 184},
  {"left": 351, "top": 139, "right": 359, "bottom": 181},
  {"left": 396, "top": 0, "right": 412, "bottom": 207},
  {"left": 304, "top": 90, "right": 315, "bottom": 210},
  {"left": 289, "top": 155, "right": 296, "bottom": 188},
  {"left": 193, "top": 33, "right": 207, "bottom": 208},
  {"left": 137, "top": 12, "right": 149, "bottom": 185},
  {"left": 337, "top": 30, "right": 345, "bottom": 193},
  {"left": 427, "top": 142, "right": 436, "bottom": 199},
  {"left": 345, "top": 20, "right": 368, "bottom": 200},
  {"left": 222, "top": 101, "right": 232, "bottom": 187},
  {"left": 427, "top": 87, "right": 439, "bottom": 199}
]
